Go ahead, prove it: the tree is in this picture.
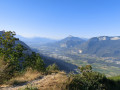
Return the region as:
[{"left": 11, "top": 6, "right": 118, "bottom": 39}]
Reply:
[
  {"left": 0, "top": 31, "right": 26, "bottom": 83},
  {"left": 78, "top": 65, "right": 92, "bottom": 73},
  {"left": 24, "top": 52, "right": 45, "bottom": 72},
  {"left": 0, "top": 31, "right": 27, "bottom": 70},
  {"left": 0, "top": 31, "right": 45, "bottom": 84},
  {"left": 46, "top": 63, "right": 59, "bottom": 72}
]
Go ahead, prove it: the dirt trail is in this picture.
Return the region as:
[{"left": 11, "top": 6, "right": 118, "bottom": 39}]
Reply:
[
  {"left": 0, "top": 75, "right": 54, "bottom": 90},
  {"left": 0, "top": 73, "right": 67, "bottom": 90}
]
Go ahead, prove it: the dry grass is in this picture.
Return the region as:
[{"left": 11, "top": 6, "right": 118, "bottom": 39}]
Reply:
[
  {"left": 34, "top": 71, "right": 71, "bottom": 90},
  {"left": 1, "top": 71, "right": 72, "bottom": 90},
  {"left": 6, "top": 68, "right": 43, "bottom": 86},
  {"left": 0, "top": 56, "right": 8, "bottom": 72}
]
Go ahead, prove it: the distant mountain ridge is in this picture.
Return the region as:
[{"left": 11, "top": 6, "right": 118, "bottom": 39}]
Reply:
[
  {"left": 38, "top": 35, "right": 120, "bottom": 58},
  {"left": 14, "top": 34, "right": 120, "bottom": 58},
  {"left": 55, "top": 35, "right": 86, "bottom": 48},
  {"left": 16, "top": 35, "right": 57, "bottom": 47},
  {"left": 91, "top": 36, "right": 120, "bottom": 41},
  {"left": 80, "top": 36, "right": 120, "bottom": 57}
]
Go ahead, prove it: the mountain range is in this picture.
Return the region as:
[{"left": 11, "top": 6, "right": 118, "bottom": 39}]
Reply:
[
  {"left": 30, "top": 35, "right": 120, "bottom": 76},
  {"left": 80, "top": 36, "right": 120, "bottom": 58},
  {"left": 15, "top": 35, "right": 57, "bottom": 47},
  {"left": 32, "top": 35, "right": 120, "bottom": 58},
  {"left": 16, "top": 34, "right": 120, "bottom": 58}
]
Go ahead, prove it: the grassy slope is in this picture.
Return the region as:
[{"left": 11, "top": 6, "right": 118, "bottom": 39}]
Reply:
[{"left": 0, "top": 70, "right": 69, "bottom": 90}]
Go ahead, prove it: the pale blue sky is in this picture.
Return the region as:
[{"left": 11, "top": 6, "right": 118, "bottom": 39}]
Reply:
[{"left": 0, "top": 0, "right": 120, "bottom": 39}]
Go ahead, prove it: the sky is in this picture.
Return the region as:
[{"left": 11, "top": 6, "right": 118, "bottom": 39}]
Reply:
[{"left": 0, "top": 0, "right": 120, "bottom": 39}]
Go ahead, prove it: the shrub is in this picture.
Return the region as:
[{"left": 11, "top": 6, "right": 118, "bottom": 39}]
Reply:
[
  {"left": 66, "top": 65, "right": 120, "bottom": 90},
  {"left": 23, "top": 52, "right": 45, "bottom": 72},
  {"left": 68, "top": 72, "right": 106, "bottom": 90},
  {"left": 46, "top": 63, "right": 59, "bottom": 72},
  {"left": 0, "top": 58, "right": 18, "bottom": 84},
  {"left": 67, "top": 65, "right": 106, "bottom": 90}
]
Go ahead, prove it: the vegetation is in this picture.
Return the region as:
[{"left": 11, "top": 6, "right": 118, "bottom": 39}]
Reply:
[
  {"left": 67, "top": 65, "right": 105, "bottom": 90},
  {"left": 33, "top": 71, "right": 69, "bottom": 90},
  {"left": 24, "top": 52, "right": 45, "bottom": 72},
  {"left": 66, "top": 65, "right": 120, "bottom": 90},
  {"left": 5, "top": 68, "right": 42, "bottom": 86},
  {"left": 0, "top": 31, "right": 45, "bottom": 84},
  {"left": 46, "top": 63, "right": 59, "bottom": 73}
]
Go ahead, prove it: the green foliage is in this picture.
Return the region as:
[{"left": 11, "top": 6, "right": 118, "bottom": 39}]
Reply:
[
  {"left": 0, "top": 31, "right": 26, "bottom": 84},
  {"left": 67, "top": 65, "right": 120, "bottom": 90},
  {"left": 68, "top": 65, "right": 106, "bottom": 90},
  {"left": 0, "top": 31, "right": 45, "bottom": 84},
  {"left": 69, "top": 65, "right": 120, "bottom": 90},
  {"left": 24, "top": 52, "right": 45, "bottom": 72},
  {"left": 79, "top": 65, "right": 92, "bottom": 72},
  {"left": 46, "top": 63, "right": 59, "bottom": 72},
  {"left": 0, "top": 59, "right": 14, "bottom": 84},
  {"left": 0, "top": 31, "right": 25, "bottom": 71}
]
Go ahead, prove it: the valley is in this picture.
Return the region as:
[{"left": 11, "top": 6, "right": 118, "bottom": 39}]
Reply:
[
  {"left": 33, "top": 46, "right": 120, "bottom": 76},
  {"left": 28, "top": 36, "right": 120, "bottom": 76}
]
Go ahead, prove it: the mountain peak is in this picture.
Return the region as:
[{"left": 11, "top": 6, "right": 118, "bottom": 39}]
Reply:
[
  {"left": 68, "top": 35, "right": 74, "bottom": 38},
  {"left": 95, "top": 36, "right": 120, "bottom": 41}
]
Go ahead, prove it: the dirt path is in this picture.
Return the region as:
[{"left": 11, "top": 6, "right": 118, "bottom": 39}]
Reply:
[
  {"left": 0, "top": 75, "right": 53, "bottom": 90},
  {"left": 0, "top": 72, "right": 67, "bottom": 90}
]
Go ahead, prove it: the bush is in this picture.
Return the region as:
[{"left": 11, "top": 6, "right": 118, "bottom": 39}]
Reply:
[
  {"left": 66, "top": 65, "right": 120, "bottom": 90},
  {"left": 67, "top": 65, "right": 106, "bottom": 90},
  {"left": 46, "top": 63, "right": 59, "bottom": 72},
  {"left": 24, "top": 52, "right": 45, "bottom": 72},
  {"left": 68, "top": 72, "right": 106, "bottom": 90},
  {"left": 0, "top": 58, "right": 18, "bottom": 84}
]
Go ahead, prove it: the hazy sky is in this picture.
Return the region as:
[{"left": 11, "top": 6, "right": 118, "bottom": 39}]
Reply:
[{"left": 0, "top": 0, "right": 120, "bottom": 39}]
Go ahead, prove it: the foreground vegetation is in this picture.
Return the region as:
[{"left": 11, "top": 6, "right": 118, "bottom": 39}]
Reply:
[
  {"left": 0, "top": 31, "right": 45, "bottom": 84},
  {"left": 67, "top": 65, "right": 120, "bottom": 90},
  {"left": 0, "top": 31, "right": 120, "bottom": 90}
]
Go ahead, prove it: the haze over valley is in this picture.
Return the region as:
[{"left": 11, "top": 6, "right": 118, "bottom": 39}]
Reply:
[{"left": 16, "top": 35, "right": 120, "bottom": 76}]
